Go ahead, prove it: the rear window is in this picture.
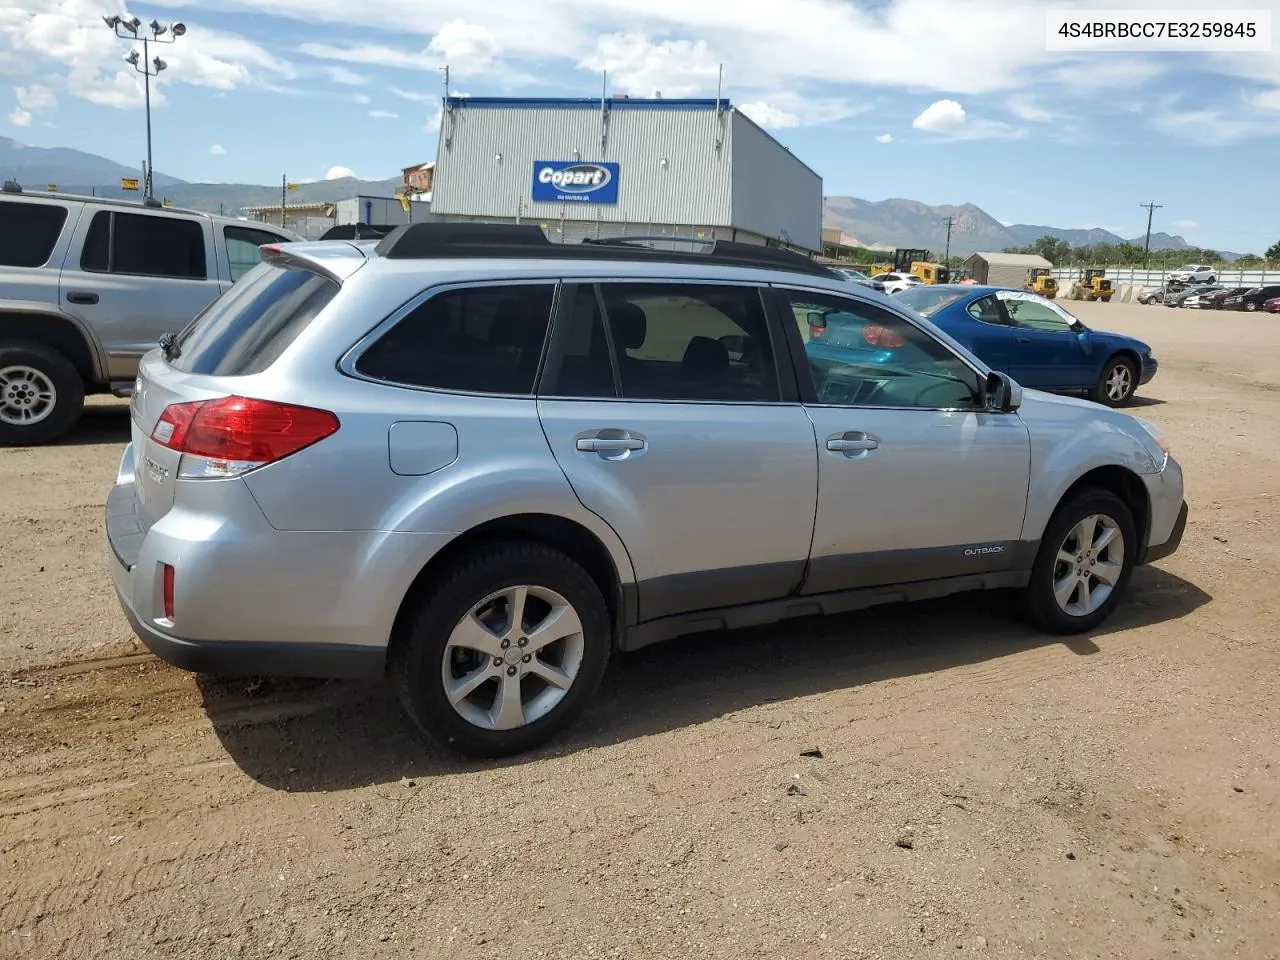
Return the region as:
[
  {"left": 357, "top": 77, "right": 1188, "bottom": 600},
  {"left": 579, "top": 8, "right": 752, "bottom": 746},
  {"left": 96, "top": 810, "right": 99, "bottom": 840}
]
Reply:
[
  {"left": 896, "top": 286, "right": 967, "bottom": 317},
  {"left": 169, "top": 263, "right": 339, "bottom": 375},
  {"left": 0, "top": 201, "right": 68, "bottom": 267}
]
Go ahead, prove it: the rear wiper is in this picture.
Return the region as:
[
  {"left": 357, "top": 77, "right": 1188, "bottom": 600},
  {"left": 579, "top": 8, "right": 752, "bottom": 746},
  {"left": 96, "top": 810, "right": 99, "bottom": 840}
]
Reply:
[{"left": 158, "top": 332, "right": 180, "bottom": 362}]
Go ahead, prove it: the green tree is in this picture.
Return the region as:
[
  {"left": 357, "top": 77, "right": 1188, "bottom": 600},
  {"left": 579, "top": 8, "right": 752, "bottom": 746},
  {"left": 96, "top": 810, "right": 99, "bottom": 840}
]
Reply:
[
  {"left": 1265, "top": 240, "right": 1280, "bottom": 261},
  {"left": 1234, "top": 254, "right": 1262, "bottom": 266}
]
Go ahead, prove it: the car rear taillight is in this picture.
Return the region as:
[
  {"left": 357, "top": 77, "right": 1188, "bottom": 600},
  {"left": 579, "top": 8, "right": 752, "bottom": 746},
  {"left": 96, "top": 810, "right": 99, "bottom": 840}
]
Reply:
[
  {"left": 863, "top": 325, "right": 906, "bottom": 348},
  {"left": 162, "top": 563, "right": 175, "bottom": 621},
  {"left": 809, "top": 321, "right": 826, "bottom": 338},
  {"left": 151, "top": 396, "right": 339, "bottom": 478}
]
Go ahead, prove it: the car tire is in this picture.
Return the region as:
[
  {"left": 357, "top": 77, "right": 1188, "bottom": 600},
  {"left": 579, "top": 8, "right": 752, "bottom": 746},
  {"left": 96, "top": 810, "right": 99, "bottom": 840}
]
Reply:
[
  {"left": 391, "top": 541, "right": 612, "bottom": 758},
  {"left": 1021, "top": 488, "right": 1137, "bottom": 635},
  {"left": 0, "top": 342, "right": 85, "bottom": 447},
  {"left": 1244, "top": 300, "right": 1258, "bottom": 312},
  {"left": 1091, "top": 355, "right": 1137, "bottom": 407}
]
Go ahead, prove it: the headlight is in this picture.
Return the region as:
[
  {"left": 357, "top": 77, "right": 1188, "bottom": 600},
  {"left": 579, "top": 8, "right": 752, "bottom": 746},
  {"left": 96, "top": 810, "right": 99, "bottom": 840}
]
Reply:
[{"left": 1135, "top": 417, "right": 1171, "bottom": 469}]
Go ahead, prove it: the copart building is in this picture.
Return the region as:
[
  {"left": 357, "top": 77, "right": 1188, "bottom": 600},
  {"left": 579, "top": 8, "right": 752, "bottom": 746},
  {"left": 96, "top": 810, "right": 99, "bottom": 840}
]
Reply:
[{"left": 429, "top": 96, "right": 822, "bottom": 252}]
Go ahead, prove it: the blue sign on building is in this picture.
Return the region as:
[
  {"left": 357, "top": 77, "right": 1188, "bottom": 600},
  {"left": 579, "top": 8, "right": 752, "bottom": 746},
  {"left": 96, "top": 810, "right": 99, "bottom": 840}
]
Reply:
[{"left": 531, "top": 161, "right": 620, "bottom": 204}]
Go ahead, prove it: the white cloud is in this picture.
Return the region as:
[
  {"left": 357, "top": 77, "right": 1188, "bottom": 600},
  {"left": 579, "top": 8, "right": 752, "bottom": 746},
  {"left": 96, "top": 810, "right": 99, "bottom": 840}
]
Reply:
[
  {"left": 1006, "top": 94, "right": 1051, "bottom": 122},
  {"left": 352, "top": 93, "right": 370, "bottom": 104},
  {"left": 578, "top": 33, "right": 722, "bottom": 98},
  {"left": 426, "top": 19, "right": 499, "bottom": 69},
  {"left": 325, "top": 65, "right": 369, "bottom": 85},
  {"left": 325, "top": 165, "right": 357, "bottom": 180},
  {"left": 1152, "top": 107, "right": 1280, "bottom": 146},
  {"left": 875, "top": 133, "right": 894, "bottom": 143},
  {"left": 912, "top": 98, "right": 1022, "bottom": 140},
  {"left": 1249, "top": 88, "right": 1280, "bottom": 111},
  {"left": 208, "top": 143, "right": 226, "bottom": 155},
  {"left": 369, "top": 109, "right": 399, "bottom": 119},
  {"left": 1172, "top": 220, "right": 1198, "bottom": 230},
  {"left": 15, "top": 85, "right": 57, "bottom": 114},
  {"left": 8, "top": 107, "right": 31, "bottom": 127},
  {"left": 392, "top": 87, "right": 439, "bottom": 104},
  {"left": 738, "top": 101, "right": 800, "bottom": 129},
  {"left": 912, "top": 99, "right": 966, "bottom": 133}
]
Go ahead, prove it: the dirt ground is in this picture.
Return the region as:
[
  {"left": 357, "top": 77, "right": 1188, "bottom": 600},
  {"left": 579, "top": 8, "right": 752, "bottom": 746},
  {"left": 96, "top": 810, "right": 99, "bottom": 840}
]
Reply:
[{"left": 2, "top": 300, "right": 1278, "bottom": 959}]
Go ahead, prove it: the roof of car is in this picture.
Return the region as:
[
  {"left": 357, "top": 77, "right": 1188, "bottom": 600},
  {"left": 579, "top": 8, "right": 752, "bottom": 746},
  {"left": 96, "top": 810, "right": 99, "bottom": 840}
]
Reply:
[{"left": 0, "top": 188, "right": 272, "bottom": 227}]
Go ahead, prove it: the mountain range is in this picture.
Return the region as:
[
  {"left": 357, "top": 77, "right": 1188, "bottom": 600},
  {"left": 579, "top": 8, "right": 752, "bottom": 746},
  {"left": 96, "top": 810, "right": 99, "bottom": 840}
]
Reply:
[
  {"left": 820, "top": 196, "right": 1229, "bottom": 258},
  {"left": 1, "top": 137, "right": 1234, "bottom": 258}
]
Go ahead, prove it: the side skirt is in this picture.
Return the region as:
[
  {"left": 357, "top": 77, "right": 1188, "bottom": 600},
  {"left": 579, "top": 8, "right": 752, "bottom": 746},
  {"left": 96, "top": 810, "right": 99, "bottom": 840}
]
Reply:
[{"left": 619, "top": 569, "right": 1032, "bottom": 653}]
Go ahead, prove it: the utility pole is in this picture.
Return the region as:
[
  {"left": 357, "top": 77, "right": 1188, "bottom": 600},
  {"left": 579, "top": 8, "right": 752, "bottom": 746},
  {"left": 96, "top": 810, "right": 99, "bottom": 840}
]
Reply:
[
  {"left": 281, "top": 174, "right": 286, "bottom": 228},
  {"left": 1139, "top": 201, "right": 1163, "bottom": 268},
  {"left": 943, "top": 215, "right": 957, "bottom": 265}
]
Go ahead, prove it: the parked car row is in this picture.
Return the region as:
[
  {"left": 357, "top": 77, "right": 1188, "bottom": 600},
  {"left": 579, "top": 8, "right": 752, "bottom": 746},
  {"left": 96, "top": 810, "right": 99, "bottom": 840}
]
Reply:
[{"left": 1140, "top": 281, "right": 1280, "bottom": 311}]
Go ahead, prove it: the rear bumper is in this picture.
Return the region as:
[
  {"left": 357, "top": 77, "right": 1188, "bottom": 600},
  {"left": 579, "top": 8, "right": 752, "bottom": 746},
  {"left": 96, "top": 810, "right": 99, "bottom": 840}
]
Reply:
[
  {"left": 104, "top": 449, "right": 452, "bottom": 681},
  {"left": 115, "top": 586, "right": 386, "bottom": 680}
]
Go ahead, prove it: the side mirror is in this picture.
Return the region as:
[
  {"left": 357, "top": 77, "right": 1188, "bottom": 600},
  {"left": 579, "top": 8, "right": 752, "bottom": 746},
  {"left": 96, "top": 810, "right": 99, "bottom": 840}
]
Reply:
[
  {"left": 985, "top": 371, "right": 1022, "bottom": 412},
  {"left": 1075, "top": 329, "right": 1092, "bottom": 354}
]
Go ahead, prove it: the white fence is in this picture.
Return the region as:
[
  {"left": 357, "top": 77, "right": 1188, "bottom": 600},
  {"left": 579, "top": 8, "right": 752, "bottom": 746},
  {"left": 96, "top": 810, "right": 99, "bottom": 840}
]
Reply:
[{"left": 1049, "top": 266, "right": 1279, "bottom": 288}]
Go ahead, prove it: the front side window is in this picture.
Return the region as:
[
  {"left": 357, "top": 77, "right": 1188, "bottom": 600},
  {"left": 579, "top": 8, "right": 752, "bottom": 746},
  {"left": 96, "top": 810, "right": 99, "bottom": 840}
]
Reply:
[
  {"left": 225, "top": 225, "right": 287, "bottom": 282},
  {"left": 597, "top": 283, "right": 778, "bottom": 403},
  {"left": 355, "top": 283, "right": 555, "bottom": 395},
  {"left": 81, "top": 211, "right": 207, "bottom": 279},
  {"left": 0, "top": 201, "right": 68, "bottom": 268},
  {"left": 995, "top": 292, "right": 1074, "bottom": 333},
  {"left": 787, "top": 290, "right": 982, "bottom": 409}
]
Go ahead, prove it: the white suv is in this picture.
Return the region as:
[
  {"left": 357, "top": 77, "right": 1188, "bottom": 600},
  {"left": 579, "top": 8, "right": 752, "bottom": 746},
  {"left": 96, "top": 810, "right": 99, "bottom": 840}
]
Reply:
[{"left": 1168, "top": 264, "right": 1216, "bottom": 284}]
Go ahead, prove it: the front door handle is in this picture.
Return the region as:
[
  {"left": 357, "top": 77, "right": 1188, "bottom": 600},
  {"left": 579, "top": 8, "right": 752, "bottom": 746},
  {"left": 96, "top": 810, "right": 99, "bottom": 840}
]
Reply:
[
  {"left": 66, "top": 291, "right": 99, "bottom": 305},
  {"left": 1016, "top": 336, "right": 1031, "bottom": 344},
  {"left": 827, "top": 431, "right": 879, "bottom": 455}
]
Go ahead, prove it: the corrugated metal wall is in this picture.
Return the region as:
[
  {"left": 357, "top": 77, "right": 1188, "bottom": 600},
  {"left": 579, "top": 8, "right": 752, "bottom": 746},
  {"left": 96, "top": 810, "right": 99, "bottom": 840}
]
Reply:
[
  {"left": 434, "top": 213, "right": 772, "bottom": 248},
  {"left": 729, "top": 113, "right": 823, "bottom": 252},
  {"left": 433, "top": 103, "right": 732, "bottom": 226}
]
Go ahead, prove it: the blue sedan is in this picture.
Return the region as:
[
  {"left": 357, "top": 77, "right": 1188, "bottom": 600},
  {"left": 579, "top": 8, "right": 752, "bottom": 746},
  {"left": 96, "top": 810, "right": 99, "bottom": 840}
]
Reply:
[{"left": 894, "top": 284, "right": 1158, "bottom": 406}]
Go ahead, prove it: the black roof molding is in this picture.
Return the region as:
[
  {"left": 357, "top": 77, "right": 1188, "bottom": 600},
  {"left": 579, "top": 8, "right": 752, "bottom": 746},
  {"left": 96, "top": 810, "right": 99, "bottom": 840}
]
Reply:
[{"left": 374, "top": 222, "right": 835, "bottom": 278}]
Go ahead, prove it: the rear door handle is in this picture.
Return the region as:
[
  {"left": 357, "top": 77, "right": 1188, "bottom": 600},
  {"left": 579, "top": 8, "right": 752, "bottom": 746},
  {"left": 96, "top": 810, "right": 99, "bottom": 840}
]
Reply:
[
  {"left": 1016, "top": 336, "right": 1031, "bottom": 344},
  {"left": 827, "top": 431, "right": 879, "bottom": 454},
  {"left": 577, "top": 437, "right": 644, "bottom": 452},
  {"left": 66, "top": 291, "right": 99, "bottom": 305},
  {"left": 576, "top": 431, "right": 647, "bottom": 457}
]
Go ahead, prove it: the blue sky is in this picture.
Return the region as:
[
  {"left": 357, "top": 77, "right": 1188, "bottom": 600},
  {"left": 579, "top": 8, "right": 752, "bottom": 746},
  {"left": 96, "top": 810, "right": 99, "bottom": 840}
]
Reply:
[{"left": 3, "top": 0, "right": 1279, "bottom": 253}]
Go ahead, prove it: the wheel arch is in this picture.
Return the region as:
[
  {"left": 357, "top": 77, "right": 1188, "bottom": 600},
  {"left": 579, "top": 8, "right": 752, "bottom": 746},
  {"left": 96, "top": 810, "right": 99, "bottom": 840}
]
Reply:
[
  {"left": 0, "top": 309, "right": 105, "bottom": 383},
  {"left": 1049, "top": 465, "right": 1151, "bottom": 557},
  {"left": 389, "top": 512, "right": 634, "bottom": 661}
]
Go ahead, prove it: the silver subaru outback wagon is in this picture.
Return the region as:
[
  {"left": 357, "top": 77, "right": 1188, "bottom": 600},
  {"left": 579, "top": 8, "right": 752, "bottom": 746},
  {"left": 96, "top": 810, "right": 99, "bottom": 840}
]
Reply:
[{"left": 105, "top": 224, "right": 1187, "bottom": 758}]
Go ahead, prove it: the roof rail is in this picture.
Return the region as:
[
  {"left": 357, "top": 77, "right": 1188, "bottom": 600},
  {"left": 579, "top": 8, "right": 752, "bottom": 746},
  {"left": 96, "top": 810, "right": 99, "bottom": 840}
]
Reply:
[{"left": 374, "top": 222, "right": 836, "bottom": 278}]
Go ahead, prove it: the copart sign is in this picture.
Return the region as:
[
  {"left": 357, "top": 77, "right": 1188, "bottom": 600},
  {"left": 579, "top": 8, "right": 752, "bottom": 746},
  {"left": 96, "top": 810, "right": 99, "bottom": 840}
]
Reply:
[{"left": 531, "top": 161, "right": 620, "bottom": 204}]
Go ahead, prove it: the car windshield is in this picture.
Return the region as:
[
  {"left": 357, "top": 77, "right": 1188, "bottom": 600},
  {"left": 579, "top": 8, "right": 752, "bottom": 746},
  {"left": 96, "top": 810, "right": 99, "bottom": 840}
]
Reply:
[{"left": 896, "top": 286, "right": 968, "bottom": 317}]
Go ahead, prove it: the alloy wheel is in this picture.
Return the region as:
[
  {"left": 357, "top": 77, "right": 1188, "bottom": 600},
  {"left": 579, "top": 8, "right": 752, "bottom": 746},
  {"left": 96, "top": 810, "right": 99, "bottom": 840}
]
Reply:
[
  {"left": 441, "top": 584, "right": 586, "bottom": 731},
  {"left": 0, "top": 365, "right": 57, "bottom": 427},
  {"left": 1052, "top": 514, "right": 1125, "bottom": 617},
  {"left": 1104, "top": 363, "right": 1133, "bottom": 402}
]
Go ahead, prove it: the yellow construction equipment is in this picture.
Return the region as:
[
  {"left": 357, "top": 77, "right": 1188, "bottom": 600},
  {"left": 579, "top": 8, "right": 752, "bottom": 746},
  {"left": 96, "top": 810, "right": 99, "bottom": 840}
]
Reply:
[
  {"left": 1074, "top": 268, "right": 1114, "bottom": 302},
  {"left": 1026, "top": 268, "right": 1058, "bottom": 298},
  {"left": 910, "top": 261, "right": 951, "bottom": 284},
  {"left": 871, "top": 248, "right": 929, "bottom": 277}
]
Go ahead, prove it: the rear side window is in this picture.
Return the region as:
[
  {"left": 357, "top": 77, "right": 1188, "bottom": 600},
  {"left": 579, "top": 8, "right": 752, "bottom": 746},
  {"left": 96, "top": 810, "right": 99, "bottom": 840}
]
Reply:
[
  {"left": 169, "top": 264, "right": 339, "bottom": 375},
  {"left": 0, "top": 201, "right": 68, "bottom": 267},
  {"left": 81, "top": 211, "right": 207, "bottom": 279},
  {"left": 354, "top": 284, "right": 556, "bottom": 395}
]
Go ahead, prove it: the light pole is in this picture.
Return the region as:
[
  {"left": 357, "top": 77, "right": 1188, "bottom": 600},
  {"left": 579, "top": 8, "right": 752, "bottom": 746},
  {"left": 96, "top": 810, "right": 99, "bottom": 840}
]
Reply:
[{"left": 104, "top": 16, "right": 186, "bottom": 199}]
